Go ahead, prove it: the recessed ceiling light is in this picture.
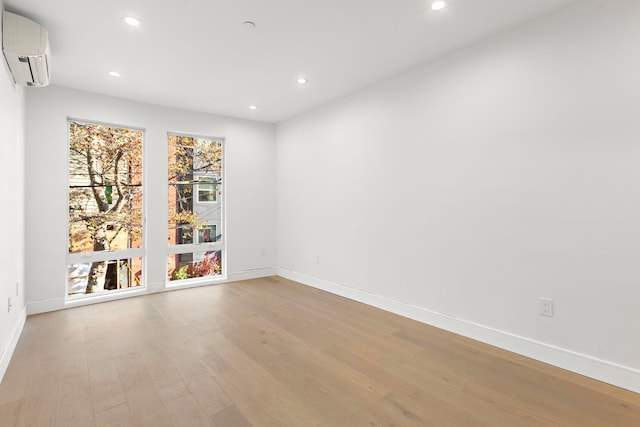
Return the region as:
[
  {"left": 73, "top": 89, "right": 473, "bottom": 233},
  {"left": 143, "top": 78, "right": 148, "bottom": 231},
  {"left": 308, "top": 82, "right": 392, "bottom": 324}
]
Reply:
[
  {"left": 248, "top": 105, "right": 257, "bottom": 110},
  {"left": 108, "top": 71, "right": 121, "bottom": 77},
  {"left": 243, "top": 21, "right": 256, "bottom": 30},
  {"left": 431, "top": 1, "right": 447, "bottom": 11},
  {"left": 297, "top": 77, "right": 309, "bottom": 85},
  {"left": 124, "top": 16, "right": 141, "bottom": 26}
]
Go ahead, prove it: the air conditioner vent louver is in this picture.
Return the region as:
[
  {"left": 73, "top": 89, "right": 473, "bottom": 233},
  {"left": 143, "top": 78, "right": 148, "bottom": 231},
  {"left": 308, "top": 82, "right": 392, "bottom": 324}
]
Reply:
[{"left": 2, "top": 11, "right": 50, "bottom": 87}]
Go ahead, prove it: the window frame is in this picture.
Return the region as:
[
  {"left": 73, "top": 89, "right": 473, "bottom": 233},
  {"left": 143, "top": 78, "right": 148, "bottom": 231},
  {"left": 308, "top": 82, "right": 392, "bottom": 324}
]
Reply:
[
  {"left": 167, "top": 132, "right": 226, "bottom": 284},
  {"left": 65, "top": 118, "right": 146, "bottom": 300}
]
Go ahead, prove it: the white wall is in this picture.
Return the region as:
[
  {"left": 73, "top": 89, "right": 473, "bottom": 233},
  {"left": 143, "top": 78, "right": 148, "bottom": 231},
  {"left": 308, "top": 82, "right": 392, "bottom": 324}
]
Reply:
[
  {"left": 277, "top": 0, "right": 640, "bottom": 392},
  {"left": 25, "top": 86, "right": 277, "bottom": 313},
  {"left": 0, "top": 0, "right": 27, "bottom": 381}
]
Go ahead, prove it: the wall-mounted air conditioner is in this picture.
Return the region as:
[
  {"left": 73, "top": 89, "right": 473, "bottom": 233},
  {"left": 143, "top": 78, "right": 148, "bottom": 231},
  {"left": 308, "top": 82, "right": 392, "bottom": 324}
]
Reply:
[{"left": 2, "top": 10, "right": 50, "bottom": 87}]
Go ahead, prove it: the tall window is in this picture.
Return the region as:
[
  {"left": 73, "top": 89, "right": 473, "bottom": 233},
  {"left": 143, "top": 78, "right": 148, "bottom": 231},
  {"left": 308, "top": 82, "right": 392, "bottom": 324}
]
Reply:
[
  {"left": 167, "top": 134, "right": 223, "bottom": 282},
  {"left": 67, "top": 120, "right": 144, "bottom": 296}
]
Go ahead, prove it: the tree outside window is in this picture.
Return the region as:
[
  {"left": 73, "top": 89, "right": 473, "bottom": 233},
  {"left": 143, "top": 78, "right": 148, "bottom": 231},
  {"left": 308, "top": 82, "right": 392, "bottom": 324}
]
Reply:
[{"left": 67, "top": 121, "right": 143, "bottom": 294}]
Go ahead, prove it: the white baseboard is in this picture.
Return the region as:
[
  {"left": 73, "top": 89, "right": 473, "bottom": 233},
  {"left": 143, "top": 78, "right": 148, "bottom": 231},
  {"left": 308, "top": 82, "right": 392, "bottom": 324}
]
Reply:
[
  {"left": 27, "top": 297, "right": 65, "bottom": 315},
  {"left": 0, "top": 305, "right": 27, "bottom": 383},
  {"left": 277, "top": 268, "right": 640, "bottom": 394},
  {"left": 228, "top": 267, "right": 278, "bottom": 282}
]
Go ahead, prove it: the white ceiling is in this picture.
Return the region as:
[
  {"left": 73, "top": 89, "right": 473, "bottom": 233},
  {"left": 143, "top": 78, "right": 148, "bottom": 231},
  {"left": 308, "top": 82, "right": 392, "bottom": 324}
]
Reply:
[{"left": 4, "top": 0, "right": 580, "bottom": 123}]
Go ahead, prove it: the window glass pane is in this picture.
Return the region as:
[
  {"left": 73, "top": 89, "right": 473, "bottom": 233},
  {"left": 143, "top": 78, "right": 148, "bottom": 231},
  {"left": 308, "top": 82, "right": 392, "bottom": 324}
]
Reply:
[
  {"left": 68, "top": 121, "right": 143, "bottom": 253},
  {"left": 168, "top": 135, "right": 223, "bottom": 246},
  {"left": 167, "top": 251, "right": 222, "bottom": 281},
  {"left": 197, "top": 177, "right": 216, "bottom": 202},
  {"left": 198, "top": 224, "right": 216, "bottom": 243},
  {"left": 67, "top": 257, "right": 142, "bottom": 295},
  {"left": 68, "top": 120, "right": 144, "bottom": 298}
]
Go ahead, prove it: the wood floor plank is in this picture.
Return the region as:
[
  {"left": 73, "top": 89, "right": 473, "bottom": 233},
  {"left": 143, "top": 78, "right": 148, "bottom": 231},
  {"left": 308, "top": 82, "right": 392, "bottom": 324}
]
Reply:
[
  {"left": 54, "top": 371, "right": 95, "bottom": 427},
  {"left": 207, "top": 331, "right": 332, "bottom": 426},
  {"left": 216, "top": 365, "right": 331, "bottom": 427},
  {"left": 223, "top": 312, "right": 391, "bottom": 403},
  {"left": 0, "top": 276, "right": 638, "bottom": 426},
  {"left": 87, "top": 356, "right": 126, "bottom": 414},
  {"left": 0, "top": 400, "right": 22, "bottom": 427},
  {"left": 209, "top": 404, "right": 253, "bottom": 427},
  {"left": 0, "top": 359, "right": 29, "bottom": 406},
  {"left": 94, "top": 402, "right": 134, "bottom": 427},
  {"left": 188, "top": 377, "right": 232, "bottom": 417},
  {"left": 111, "top": 345, "right": 174, "bottom": 426},
  {"left": 136, "top": 344, "right": 183, "bottom": 390},
  {"left": 120, "top": 381, "right": 173, "bottom": 427},
  {"left": 157, "top": 380, "right": 211, "bottom": 427},
  {"left": 15, "top": 359, "right": 62, "bottom": 427},
  {"left": 286, "top": 374, "right": 364, "bottom": 425}
]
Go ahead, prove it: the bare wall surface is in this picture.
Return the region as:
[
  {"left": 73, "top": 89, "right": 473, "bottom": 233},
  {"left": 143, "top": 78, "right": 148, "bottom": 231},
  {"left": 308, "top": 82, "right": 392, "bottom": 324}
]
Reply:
[
  {"left": 0, "top": 0, "right": 27, "bottom": 381},
  {"left": 276, "top": 0, "right": 640, "bottom": 390},
  {"left": 25, "top": 86, "right": 277, "bottom": 311}
]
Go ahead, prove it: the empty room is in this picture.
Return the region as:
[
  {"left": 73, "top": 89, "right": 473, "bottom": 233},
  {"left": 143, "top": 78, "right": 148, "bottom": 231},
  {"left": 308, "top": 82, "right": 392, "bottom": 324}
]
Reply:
[{"left": 1, "top": 0, "right": 639, "bottom": 425}]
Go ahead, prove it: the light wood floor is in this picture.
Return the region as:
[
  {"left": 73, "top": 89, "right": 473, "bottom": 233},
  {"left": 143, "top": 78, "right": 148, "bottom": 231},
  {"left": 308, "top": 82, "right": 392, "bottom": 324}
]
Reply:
[{"left": 0, "top": 276, "right": 639, "bottom": 426}]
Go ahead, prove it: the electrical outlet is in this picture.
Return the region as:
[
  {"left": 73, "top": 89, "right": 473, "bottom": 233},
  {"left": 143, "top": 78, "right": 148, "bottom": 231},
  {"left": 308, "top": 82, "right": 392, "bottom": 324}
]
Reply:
[
  {"left": 313, "top": 254, "right": 320, "bottom": 264},
  {"left": 539, "top": 298, "right": 553, "bottom": 317},
  {"left": 260, "top": 248, "right": 266, "bottom": 257},
  {"left": 7, "top": 297, "right": 12, "bottom": 313},
  {"left": 16, "top": 282, "right": 19, "bottom": 297}
]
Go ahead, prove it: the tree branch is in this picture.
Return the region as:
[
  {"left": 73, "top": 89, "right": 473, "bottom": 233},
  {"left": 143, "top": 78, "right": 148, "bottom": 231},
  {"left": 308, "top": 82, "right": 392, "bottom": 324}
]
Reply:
[
  {"left": 86, "top": 149, "right": 107, "bottom": 212},
  {"left": 111, "top": 150, "right": 126, "bottom": 213}
]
